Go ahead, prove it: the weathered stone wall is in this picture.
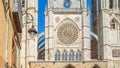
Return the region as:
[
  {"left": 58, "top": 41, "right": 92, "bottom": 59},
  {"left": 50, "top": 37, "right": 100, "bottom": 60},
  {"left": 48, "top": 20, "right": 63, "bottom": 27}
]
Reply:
[{"left": 30, "top": 61, "right": 108, "bottom": 68}]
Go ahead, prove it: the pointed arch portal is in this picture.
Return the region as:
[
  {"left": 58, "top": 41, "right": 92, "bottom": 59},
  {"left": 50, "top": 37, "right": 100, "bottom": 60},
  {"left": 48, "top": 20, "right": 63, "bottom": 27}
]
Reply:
[{"left": 64, "top": 64, "right": 75, "bottom": 68}]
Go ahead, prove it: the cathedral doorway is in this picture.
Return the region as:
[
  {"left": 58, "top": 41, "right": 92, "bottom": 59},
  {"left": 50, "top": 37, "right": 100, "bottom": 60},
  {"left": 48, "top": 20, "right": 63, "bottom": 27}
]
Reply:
[
  {"left": 93, "top": 64, "right": 100, "bottom": 68},
  {"left": 64, "top": 64, "right": 75, "bottom": 68}
]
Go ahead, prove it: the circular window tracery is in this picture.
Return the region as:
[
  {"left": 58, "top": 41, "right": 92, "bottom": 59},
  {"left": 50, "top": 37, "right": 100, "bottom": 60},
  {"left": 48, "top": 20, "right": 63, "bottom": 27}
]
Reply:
[{"left": 57, "top": 22, "right": 78, "bottom": 44}]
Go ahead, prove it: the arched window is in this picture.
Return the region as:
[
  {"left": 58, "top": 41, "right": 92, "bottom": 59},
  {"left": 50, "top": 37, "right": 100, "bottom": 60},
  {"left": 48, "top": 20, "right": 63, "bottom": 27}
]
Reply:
[
  {"left": 118, "top": 0, "right": 120, "bottom": 9},
  {"left": 55, "top": 50, "right": 60, "bottom": 61},
  {"left": 111, "top": 20, "right": 116, "bottom": 29},
  {"left": 109, "top": 0, "right": 113, "bottom": 9},
  {"left": 110, "top": 19, "right": 120, "bottom": 44},
  {"left": 55, "top": 53, "right": 57, "bottom": 60},
  {"left": 62, "top": 50, "right": 67, "bottom": 61},
  {"left": 76, "top": 50, "right": 81, "bottom": 61},
  {"left": 22, "top": 0, "right": 25, "bottom": 7},
  {"left": 69, "top": 50, "right": 74, "bottom": 61},
  {"left": 65, "top": 51, "right": 67, "bottom": 60}
]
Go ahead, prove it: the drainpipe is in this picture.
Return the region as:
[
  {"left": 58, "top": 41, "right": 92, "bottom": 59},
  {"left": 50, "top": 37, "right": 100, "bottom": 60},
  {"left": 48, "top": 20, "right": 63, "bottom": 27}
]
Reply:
[
  {"left": 5, "top": 0, "right": 10, "bottom": 68},
  {"left": 5, "top": 9, "right": 10, "bottom": 68},
  {"left": 25, "top": 0, "right": 28, "bottom": 68}
]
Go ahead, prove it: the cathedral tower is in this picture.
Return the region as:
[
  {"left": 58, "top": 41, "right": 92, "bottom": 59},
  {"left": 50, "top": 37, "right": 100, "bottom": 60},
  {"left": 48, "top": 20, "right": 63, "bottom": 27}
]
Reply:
[
  {"left": 45, "top": 0, "right": 91, "bottom": 61},
  {"left": 98, "top": 0, "right": 120, "bottom": 60},
  {"left": 92, "top": 0, "right": 120, "bottom": 67}
]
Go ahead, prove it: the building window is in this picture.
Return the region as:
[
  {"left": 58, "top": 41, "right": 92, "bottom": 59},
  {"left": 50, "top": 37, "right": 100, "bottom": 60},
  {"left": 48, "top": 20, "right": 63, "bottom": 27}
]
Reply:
[
  {"left": 62, "top": 50, "right": 67, "bottom": 61},
  {"left": 76, "top": 50, "right": 81, "bottom": 61},
  {"left": 55, "top": 50, "right": 60, "bottom": 61},
  {"left": 55, "top": 53, "right": 57, "bottom": 60},
  {"left": 22, "top": 0, "right": 25, "bottom": 7},
  {"left": 69, "top": 50, "right": 74, "bottom": 61},
  {"left": 118, "top": 0, "right": 120, "bottom": 9},
  {"left": 111, "top": 20, "right": 116, "bottom": 29},
  {"left": 109, "top": 0, "right": 113, "bottom": 9}
]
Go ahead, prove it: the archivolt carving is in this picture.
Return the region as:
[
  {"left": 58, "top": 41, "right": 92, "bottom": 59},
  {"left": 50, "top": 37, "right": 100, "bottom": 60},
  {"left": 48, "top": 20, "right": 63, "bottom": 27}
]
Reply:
[{"left": 75, "top": 16, "right": 80, "bottom": 22}]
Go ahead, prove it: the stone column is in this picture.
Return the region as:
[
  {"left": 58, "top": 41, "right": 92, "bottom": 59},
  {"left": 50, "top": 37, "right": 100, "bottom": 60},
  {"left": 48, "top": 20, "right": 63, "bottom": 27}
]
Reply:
[
  {"left": 45, "top": 10, "right": 49, "bottom": 61},
  {"left": 101, "top": 13, "right": 111, "bottom": 60}
]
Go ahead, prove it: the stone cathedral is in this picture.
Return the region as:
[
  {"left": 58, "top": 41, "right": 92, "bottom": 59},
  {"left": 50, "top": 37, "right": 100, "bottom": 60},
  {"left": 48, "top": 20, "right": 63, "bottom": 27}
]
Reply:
[{"left": 24, "top": 0, "right": 120, "bottom": 68}]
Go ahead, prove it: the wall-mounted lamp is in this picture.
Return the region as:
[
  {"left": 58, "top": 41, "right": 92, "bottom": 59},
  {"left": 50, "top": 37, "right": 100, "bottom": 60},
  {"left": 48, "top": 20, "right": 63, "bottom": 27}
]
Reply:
[
  {"left": 28, "top": 26, "right": 37, "bottom": 38},
  {"left": 24, "top": 13, "right": 37, "bottom": 38}
]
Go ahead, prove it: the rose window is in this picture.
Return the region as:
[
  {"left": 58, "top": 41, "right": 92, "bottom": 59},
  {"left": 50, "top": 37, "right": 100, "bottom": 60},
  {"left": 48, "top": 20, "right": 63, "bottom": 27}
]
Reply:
[{"left": 57, "top": 22, "right": 78, "bottom": 44}]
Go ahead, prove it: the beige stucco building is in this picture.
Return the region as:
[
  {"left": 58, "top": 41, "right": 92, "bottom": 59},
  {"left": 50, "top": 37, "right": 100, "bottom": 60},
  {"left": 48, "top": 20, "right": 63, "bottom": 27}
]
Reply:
[{"left": 0, "top": 0, "right": 22, "bottom": 68}]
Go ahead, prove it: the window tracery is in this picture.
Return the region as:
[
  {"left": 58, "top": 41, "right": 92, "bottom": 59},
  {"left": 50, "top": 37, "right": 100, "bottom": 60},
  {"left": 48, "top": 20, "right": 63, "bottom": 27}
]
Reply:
[
  {"left": 69, "top": 50, "right": 74, "bottom": 61},
  {"left": 76, "top": 50, "right": 81, "bottom": 61},
  {"left": 22, "top": 0, "right": 25, "bottom": 7},
  {"left": 118, "top": 0, "right": 120, "bottom": 9},
  {"left": 62, "top": 50, "right": 67, "bottom": 61},
  {"left": 55, "top": 50, "right": 60, "bottom": 61},
  {"left": 57, "top": 19, "right": 79, "bottom": 44},
  {"left": 109, "top": 0, "right": 113, "bottom": 9},
  {"left": 111, "top": 20, "right": 116, "bottom": 29}
]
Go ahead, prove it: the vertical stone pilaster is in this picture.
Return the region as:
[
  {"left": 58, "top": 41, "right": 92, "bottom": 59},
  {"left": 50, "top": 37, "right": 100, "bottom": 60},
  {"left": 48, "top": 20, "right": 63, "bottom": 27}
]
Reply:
[
  {"left": 45, "top": 8, "right": 54, "bottom": 61},
  {"left": 82, "top": 10, "right": 91, "bottom": 61},
  {"left": 45, "top": 11, "right": 49, "bottom": 61},
  {"left": 102, "top": 26, "right": 111, "bottom": 60}
]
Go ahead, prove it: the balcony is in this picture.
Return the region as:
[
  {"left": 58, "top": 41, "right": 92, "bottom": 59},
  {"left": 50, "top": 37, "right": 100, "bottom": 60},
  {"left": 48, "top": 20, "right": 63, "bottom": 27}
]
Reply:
[
  {"left": 12, "top": 0, "right": 22, "bottom": 33},
  {"left": 52, "top": 8, "right": 82, "bottom": 14}
]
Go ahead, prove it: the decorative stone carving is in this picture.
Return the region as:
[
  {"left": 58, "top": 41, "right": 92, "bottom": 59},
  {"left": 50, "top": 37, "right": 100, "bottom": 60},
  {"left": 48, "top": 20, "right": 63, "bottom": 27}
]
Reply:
[
  {"left": 55, "top": 17, "right": 60, "bottom": 23},
  {"left": 112, "top": 49, "right": 120, "bottom": 57},
  {"left": 75, "top": 16, "right": 80, "bottom": 22},
  {"left": 57, "top": 22, "right": 78, "bottom": 44}
]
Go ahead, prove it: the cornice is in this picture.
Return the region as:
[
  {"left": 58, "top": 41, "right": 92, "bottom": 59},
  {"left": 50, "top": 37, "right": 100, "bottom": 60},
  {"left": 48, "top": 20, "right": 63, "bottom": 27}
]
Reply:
[{"left": 101, "top": 9, "right": 120, "bottom": 15}]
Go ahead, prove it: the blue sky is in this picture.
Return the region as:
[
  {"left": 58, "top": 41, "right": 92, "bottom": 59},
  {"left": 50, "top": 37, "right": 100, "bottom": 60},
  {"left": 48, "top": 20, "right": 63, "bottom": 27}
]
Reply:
[
  {"left": 38, "top": 0, "right": 91, "bottom": 34},
  {"left": 38, "top": 0, "right": 47, "bottom": 34}
]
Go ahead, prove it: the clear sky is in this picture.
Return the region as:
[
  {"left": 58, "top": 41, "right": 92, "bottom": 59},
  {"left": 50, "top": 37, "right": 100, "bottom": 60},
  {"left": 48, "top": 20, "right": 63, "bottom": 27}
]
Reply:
[
  {"left": 38, "top": 0, "right": 47, "bottom": 34},
  {"left": 38, "top": 0, "right": 91, "bottom": 34}
]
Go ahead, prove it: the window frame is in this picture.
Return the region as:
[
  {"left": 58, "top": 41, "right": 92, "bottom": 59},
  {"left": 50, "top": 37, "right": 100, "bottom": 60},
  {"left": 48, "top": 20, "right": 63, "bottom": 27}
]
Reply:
[{"left": 22, "top": 0, "right": 25, "bottom": 7}]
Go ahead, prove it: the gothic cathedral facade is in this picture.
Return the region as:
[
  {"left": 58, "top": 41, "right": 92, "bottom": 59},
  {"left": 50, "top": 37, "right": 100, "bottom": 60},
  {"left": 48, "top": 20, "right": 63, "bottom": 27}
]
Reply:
[
  {"left": 20, "top": 0, "right": 38, "bottom": 68},
  {"left": 29, "top": 0, "right": 120, "bottom": 68}
]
